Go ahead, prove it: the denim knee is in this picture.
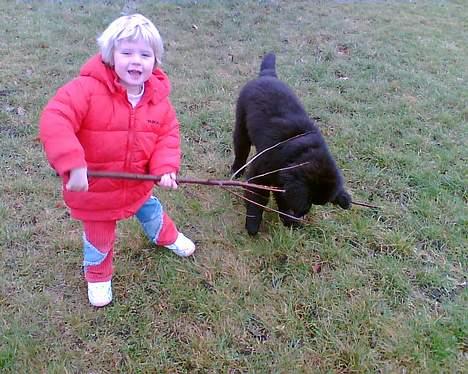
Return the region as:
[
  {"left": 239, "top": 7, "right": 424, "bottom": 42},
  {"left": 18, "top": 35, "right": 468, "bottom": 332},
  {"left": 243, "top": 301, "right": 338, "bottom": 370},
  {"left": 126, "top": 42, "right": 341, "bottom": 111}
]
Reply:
[
  {"left": 83, "top": 233, "right": 108, "bottom": 267},
  {"left": 135, "top": 196, "right": 163, "bottom": 242}
]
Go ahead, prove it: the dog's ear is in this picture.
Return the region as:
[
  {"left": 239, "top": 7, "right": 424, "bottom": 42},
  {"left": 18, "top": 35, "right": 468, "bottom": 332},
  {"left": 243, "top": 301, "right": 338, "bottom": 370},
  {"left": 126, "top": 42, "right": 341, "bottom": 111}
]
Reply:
[{"left": 332, "top": 189, "right": 352, "bottom": 209}]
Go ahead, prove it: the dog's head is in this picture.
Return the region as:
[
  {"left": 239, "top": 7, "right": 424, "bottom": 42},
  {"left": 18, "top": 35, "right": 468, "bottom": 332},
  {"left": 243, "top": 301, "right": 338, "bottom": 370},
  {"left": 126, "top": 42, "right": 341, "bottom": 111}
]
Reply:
[
  {"left": 280, "top": 161, "right": 352, "bottom": 218},
  {"left": 331, "top": 189, "right": 352, "bottom": 209}
]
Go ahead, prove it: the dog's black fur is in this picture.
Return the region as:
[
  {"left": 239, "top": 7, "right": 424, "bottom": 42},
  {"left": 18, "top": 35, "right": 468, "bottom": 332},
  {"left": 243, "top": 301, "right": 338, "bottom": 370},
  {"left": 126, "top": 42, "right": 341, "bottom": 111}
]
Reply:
[{"left": 231, "top": 52, "right": 352, "bottom": 235}]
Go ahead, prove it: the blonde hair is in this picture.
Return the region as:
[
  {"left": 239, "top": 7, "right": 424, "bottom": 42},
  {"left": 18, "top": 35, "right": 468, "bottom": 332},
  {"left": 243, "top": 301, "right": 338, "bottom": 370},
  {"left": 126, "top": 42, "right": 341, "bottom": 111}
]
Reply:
[{"left": 97, "top": 14, "right": 164, "bottom": 67}]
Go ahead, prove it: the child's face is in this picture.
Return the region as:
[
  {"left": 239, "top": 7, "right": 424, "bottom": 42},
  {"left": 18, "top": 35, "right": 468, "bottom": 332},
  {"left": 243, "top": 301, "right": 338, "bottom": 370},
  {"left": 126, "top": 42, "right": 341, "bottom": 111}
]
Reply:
[{"left": 113, "top": 38, "right": 155, "bottom": 94}]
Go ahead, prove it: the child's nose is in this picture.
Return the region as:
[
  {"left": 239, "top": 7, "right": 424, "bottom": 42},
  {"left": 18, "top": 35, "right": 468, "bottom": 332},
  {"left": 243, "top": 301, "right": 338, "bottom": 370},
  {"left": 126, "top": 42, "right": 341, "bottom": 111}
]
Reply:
[{"left": 131, "top": 55, "right": 142, "bottom": 64}]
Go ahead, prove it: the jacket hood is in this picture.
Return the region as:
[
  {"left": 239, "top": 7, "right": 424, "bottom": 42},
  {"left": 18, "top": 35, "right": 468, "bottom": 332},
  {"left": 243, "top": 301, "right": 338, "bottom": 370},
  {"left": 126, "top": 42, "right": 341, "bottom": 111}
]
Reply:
[{"left": 79, "top": 54, "right": 171, "bottom": 103}]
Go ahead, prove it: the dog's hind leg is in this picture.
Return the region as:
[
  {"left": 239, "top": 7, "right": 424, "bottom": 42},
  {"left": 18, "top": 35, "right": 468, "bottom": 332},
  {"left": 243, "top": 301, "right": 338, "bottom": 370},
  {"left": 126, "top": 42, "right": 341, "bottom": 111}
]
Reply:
[{"left": 231, "top": 103, "right": 251, "bottom": 177}]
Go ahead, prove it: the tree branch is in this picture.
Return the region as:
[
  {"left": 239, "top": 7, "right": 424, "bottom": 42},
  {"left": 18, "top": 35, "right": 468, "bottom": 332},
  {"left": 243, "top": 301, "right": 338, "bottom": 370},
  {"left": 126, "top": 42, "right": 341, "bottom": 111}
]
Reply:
[{"left": 87, "top": 170, "right": 285, "bottom": 192}]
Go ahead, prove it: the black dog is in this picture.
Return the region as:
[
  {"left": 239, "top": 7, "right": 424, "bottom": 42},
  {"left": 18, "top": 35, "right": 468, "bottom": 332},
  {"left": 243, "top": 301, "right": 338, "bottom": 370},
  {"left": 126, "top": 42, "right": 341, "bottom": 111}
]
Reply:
[{"left": 231, "top": 52, "right": 351, "bottom": 235}]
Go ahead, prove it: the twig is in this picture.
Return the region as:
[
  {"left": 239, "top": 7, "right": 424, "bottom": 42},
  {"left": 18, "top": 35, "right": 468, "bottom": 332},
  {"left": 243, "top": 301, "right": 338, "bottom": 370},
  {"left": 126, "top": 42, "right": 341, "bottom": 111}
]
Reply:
[
  {"left": 230, "top": 130, "right": 315, "bottom": 180},
  {"left": 229, "top": 132, "right": 378, "bottom": 209},
  {"left": 221, "top": 186, "right": 307, "bottom": 224},
  {"left": 243, "top": 164, "right": 379, "bottom": 210},
  {"left": 351, "top": 201, "right": 380, "bottom": 209},
  {"left": 87, "top": 170, "right": 284, "bottom": 192},
  {"left": 247, "top": 162, "right": 311, "bottom": 182}
]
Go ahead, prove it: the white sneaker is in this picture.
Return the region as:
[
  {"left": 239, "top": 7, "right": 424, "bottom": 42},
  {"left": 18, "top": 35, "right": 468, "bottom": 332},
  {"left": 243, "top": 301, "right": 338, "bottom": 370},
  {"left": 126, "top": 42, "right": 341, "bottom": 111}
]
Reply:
[
  {"left": 164, "top": 233, "right": 196, "bottom": 257},
  {"left": 87, "top": 280, "right": 112, "bottom": 307}
]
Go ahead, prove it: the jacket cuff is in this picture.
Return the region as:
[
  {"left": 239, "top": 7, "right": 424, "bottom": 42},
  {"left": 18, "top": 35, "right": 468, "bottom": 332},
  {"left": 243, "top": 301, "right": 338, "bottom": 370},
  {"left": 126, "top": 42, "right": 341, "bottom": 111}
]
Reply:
[
  {"left": 150, "top": 166, "right": 179, "bottom": 176},
  {"left": 53, "top": 152, "right": 86, "bottom": 176}
]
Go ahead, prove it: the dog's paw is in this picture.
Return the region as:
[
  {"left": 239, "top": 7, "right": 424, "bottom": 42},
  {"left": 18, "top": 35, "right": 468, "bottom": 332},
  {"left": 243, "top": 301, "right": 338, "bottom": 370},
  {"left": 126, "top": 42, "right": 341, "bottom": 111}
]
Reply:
[
  {"left": 246, "top": 226, "right": 259, "bottom": 236},
  {"left": 245, "top": 218, "right": 261, "bottom": 235}
]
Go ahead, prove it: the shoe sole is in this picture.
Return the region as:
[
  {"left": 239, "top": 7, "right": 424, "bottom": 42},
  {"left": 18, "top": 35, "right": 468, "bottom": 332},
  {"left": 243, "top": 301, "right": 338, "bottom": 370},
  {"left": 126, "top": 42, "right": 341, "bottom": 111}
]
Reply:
[{"left": 90, "top": 299, "right": 112, "bottom": 307}]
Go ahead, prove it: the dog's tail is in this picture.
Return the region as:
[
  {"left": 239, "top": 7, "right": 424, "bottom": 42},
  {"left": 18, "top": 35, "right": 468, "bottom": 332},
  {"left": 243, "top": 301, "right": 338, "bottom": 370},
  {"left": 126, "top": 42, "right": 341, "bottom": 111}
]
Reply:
[{"left": 259, "top": 52, "right": 277, "bottom": 78}]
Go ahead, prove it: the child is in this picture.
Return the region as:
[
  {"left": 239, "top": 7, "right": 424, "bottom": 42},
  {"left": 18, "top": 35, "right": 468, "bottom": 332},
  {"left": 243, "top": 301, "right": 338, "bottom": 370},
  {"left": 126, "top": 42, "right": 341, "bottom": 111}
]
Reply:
[{"left": 39, "top": 14, "right": 195, "bottom": 307}]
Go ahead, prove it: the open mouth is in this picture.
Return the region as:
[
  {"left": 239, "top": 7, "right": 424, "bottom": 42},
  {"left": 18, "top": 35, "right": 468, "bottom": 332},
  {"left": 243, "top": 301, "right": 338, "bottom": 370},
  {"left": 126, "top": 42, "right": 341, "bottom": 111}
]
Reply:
[{"left": 128, "top": 70, "right": 142, "bottom": 79}]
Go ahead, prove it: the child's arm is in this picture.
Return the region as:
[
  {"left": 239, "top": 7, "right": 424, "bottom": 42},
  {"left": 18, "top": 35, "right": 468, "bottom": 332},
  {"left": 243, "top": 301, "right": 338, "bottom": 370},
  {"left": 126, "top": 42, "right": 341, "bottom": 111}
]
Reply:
[
  {"left": 149, "top": 101, "right": 181, "bottom": 178},
  {"left": 39, "top": 79, "right": 89, "bottom": 180}
]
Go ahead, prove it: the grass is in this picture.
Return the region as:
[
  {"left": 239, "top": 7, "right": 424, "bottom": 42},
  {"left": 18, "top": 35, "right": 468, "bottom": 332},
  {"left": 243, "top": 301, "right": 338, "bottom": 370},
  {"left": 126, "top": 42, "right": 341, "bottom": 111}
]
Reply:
[{"left": 1, "top": 0, "right": 466, "bottom": 372}]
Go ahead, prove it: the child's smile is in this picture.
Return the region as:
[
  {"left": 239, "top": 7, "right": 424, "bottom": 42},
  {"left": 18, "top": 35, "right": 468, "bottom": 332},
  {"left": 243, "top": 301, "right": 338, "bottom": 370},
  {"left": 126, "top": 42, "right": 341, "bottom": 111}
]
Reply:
[
  {"left": 128, "top": 69, "right": 142, "bottom": 78},
  {"left": 113, "top": 38, "right": 155, "bottom": 94}
]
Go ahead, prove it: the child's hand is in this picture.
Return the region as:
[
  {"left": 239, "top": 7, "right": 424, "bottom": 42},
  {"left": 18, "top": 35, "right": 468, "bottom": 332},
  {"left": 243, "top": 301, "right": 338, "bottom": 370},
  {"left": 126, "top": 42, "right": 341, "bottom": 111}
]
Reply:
[
  {"left": 158, "top": 172, "right": 178, "bottom": 190},
  {"left": 66, "top": 167, "right": 88, "bottom": 191}
]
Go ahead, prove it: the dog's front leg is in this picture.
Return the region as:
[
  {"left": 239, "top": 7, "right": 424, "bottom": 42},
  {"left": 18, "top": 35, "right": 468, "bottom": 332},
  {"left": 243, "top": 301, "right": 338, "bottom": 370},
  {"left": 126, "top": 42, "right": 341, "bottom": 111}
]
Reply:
[
  {"left": 274, "top": 192, "right": 304, "bottom": 228},
  {"left": 244, "top": 189, "right": 269, "bottom": 235}
]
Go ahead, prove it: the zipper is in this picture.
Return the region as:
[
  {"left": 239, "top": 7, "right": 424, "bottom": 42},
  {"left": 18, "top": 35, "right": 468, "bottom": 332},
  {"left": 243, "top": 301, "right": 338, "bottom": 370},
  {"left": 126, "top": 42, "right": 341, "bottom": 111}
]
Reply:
[
  {"left": 124, "top": 105, "right": 136, "bottom": 172},
  {"left": 122, "top": 102, "right": 136, "bottom": 206}
]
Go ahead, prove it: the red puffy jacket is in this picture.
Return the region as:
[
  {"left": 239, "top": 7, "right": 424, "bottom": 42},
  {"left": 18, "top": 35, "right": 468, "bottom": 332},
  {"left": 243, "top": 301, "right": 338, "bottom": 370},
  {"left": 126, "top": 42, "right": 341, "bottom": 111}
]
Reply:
[{"left": 40, "top": 54, "right": 181, "bottom": 221}]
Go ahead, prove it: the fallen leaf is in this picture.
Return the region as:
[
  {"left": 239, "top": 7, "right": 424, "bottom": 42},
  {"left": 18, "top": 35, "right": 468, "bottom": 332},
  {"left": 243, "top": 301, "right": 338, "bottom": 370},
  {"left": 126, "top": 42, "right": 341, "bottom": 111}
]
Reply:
[{"left": 311, "top": 263, "right": 322, "bottom": 273}]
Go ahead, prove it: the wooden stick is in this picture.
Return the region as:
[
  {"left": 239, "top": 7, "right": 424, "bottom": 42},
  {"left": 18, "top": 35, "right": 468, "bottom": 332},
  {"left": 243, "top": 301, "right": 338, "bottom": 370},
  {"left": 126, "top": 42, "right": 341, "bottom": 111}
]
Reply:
[
  {"left": 351, "top": 201, "right": 380, "bottom": 209},
  {"left": 87, "top": 171, "right": 378, "bottom": 209},
  {"left": 87, "top": 170, "right": 285, "bottom": 192}
]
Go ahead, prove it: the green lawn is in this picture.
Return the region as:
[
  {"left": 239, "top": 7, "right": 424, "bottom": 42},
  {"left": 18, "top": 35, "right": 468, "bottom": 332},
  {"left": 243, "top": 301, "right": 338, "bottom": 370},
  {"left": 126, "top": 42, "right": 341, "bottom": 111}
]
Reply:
[{"left": 0, "top": 0, "right": 466, "bottom": 372}]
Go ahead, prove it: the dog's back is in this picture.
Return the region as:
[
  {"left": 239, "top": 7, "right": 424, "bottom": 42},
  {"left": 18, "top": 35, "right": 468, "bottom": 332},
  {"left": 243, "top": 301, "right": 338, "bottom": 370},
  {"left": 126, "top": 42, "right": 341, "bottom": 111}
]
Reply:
[{"left": 236, "top": 53, "right": 311, "bottom": 150}]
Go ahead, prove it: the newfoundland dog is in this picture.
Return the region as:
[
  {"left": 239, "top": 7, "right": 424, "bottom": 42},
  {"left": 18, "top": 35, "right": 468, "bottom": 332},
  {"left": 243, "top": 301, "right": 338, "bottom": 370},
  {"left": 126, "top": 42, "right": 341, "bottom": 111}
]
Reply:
[{"left": 231, "top": 52, "right": 352, "bottom": 235}]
